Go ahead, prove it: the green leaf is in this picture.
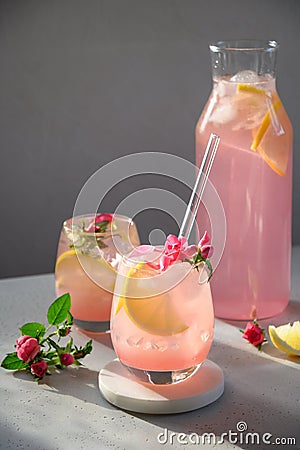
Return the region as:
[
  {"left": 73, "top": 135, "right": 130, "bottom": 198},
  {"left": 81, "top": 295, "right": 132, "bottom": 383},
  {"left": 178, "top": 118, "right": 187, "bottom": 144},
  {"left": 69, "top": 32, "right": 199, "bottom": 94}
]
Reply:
[
  {"left": 205, "top": 259, "right": 213, "bottom": 281},
  {"left": 67, "top": 311, "right": 73, "bottom": 325},
  {"left": 1, "top": 352, "right": 28, "bottom": 370},
  {"left": 20, "top": 322, "right": 46, "bottom": 339},
  {"left": 47, "top": 294, "right": 71, "bottom": 326}
]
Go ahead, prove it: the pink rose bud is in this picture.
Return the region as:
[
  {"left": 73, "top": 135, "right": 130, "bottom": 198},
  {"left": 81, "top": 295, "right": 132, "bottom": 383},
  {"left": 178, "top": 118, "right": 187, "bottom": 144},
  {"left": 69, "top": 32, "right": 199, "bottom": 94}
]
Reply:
[
  {"left": 16, "top": 336, "right": 40, "bottom": 363},
  {"left": 95, "top": 213, "right": 113, "bottom": 223},
  {"left": 200, "top": 244, "right": 214, "bottom": 259},
  {"left": 30, "top": 360, "right": 47, "bottom": 378},
  {"left": 199, "top": 231, "right": 211, "bottom": 247},
  {"left": 60, "top": 353, "right": 74, "bottom": 366},
  {"left": 86, "top": 213, "right": 113, "bottom": 232},
  {"left": 242, "top": 322, "right": 265, "bottom": 347}
]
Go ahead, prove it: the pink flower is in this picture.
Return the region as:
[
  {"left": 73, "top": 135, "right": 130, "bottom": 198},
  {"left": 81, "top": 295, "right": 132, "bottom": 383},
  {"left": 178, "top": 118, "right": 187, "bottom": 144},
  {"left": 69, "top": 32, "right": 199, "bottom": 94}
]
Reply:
[
  {"left": 198, "top": 232, "right": 214, "bottom": 258},
  {"left": 159, "top": 232, "right": 213, "bottom": 272},
  {"left": 159, "top": 235, "right": 194, "bottom": 271},
  {"left": 164, "top": 235, "right": 181, "bottom": 256},
  {"left": 16, "top": 336, "right": 40, "bottom": 363},
  {"left": 159, "top": 235, "right": 182, "bottom": 271},
  {"left": 95, "top": 213, "right": 113, "bottom": 223},
  {"left": 159, "top": 253, "right": 173, "bottom": 272},
  {"left": 160, "top": 234, "right": 202, "bottom": 272},
  {"left": 176, "top": 237, "right": 194, "bottom": 258},
  {"left": 86, "top": 213, "right": 113, "bottom": 232},
  {"left": 30, "top": 360, "right": 47, "bottom": 378},
  {"left": 242, "top": 322, "right": 265, "bottom": 348},
  {"left": 60, "top": 353, "right": 74, "bottom": 366},
  {"left": 200, "top": 244, "right": 213, "bottom": 258},
  {"left": 199, "top": 231, "right": 211, "bottom": 247}
]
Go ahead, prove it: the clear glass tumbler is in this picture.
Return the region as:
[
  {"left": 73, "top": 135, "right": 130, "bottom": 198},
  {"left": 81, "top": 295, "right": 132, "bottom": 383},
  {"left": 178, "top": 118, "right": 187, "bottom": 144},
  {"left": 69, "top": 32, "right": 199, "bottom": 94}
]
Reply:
[
  {"left": 110, "top": 246, "right": 214, "bottom": 384},
  {"left": 55, "top": 213, "right": 140, "bottom": 332}
]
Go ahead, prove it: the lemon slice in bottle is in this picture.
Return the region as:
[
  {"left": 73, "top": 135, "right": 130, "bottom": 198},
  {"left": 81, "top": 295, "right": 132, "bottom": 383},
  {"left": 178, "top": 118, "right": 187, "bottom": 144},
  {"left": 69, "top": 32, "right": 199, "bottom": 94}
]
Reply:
[
  {"left": 237, "top": 83, "right": 267, "bottom": 96},
  {"left": 268, "top": 321, "right": 300, "bottom": 356},
  {"left": 55, "top": 249, "right": 116, "bottom": 293},
  {"left": 252, "top": 99, "right": 289, "bottom": 176},
  {"left": 237, "top": 83, "right": 289, "bottom": 176},
  {"left": 115, "top": 262, "right": 188, "bottom": 336}
]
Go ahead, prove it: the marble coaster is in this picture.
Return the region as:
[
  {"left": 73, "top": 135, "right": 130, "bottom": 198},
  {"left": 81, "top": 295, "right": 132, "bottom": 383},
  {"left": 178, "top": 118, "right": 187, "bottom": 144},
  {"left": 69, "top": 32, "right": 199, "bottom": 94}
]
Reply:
[{"left": 98, "top": 359, "right": 224, "bottom": 414}]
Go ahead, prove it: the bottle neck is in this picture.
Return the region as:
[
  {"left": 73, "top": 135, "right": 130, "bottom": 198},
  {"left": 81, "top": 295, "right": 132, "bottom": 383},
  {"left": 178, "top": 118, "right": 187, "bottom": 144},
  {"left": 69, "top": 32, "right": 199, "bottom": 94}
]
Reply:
[{"left": 209, "top": 40, "right": 278, "bottom": 81}]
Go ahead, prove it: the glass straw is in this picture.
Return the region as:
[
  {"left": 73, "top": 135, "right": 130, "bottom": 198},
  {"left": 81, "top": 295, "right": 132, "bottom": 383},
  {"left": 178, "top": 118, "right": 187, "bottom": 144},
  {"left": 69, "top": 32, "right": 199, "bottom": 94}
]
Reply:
[{"left": 179, "top": 133, "right": 220, "bottom": 240}]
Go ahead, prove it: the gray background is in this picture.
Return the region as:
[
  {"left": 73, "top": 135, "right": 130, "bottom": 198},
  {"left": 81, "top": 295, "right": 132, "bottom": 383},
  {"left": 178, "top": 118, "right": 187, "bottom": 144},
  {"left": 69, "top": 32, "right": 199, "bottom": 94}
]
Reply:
[{"left": 0, "top": 0, "right": 299, "bottom": 278}]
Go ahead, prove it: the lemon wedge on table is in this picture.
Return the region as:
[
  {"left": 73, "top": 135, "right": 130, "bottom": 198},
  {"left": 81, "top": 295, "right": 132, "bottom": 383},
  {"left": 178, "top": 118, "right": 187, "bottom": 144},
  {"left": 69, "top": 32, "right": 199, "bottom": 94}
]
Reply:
[
  {"left": 115, "top": 262, "right": 189, "bottom": 336},
  {"left": 237, "top": 83, "right": 289, "bottom": 176},
  {"left": 268, "top": 321, "right": 300, "bottom": 356},
  {"left": 55, "top": 249, "right": 116, "bottom": 293}
]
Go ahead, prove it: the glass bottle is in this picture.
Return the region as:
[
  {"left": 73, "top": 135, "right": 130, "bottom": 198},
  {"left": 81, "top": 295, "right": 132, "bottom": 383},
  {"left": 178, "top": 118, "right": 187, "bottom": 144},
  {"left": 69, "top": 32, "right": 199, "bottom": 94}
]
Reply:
[{"left": 196, "top": 40, "right": 293, "bottom": 320}]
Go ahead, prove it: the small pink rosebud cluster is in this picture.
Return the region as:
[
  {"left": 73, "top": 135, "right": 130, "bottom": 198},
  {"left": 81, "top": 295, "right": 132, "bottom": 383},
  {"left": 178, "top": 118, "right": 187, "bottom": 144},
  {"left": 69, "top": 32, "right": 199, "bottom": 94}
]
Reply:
[
  {"left": 16, "top": 336, "right": 41, "bottom": 363},
  {"left": 159, "top": 232, "right": 213, "bottom": 272},
  {"left": 1, "top": 293, "right": 93, "bottom": 381}
]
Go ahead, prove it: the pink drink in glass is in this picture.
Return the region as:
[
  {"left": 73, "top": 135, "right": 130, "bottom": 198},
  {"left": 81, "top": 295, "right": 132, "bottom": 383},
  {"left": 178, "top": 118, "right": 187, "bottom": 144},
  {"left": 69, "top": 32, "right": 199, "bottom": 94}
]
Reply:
[
  {"left": 55, "top": 214, "right": 140, "bottom": 331},
  {"left": 110, "top": 247, "right": 214, "bottom": 384}
]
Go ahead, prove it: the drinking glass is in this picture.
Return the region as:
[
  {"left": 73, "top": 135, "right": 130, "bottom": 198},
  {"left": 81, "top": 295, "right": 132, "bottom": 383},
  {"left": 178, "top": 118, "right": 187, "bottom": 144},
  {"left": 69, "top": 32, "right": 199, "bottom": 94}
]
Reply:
[
  {"left": 55, "top": 214, "right": 140, "bottom": 332},
  {"left": 110, "top": 246, "right": 214, "bottom": 384}
]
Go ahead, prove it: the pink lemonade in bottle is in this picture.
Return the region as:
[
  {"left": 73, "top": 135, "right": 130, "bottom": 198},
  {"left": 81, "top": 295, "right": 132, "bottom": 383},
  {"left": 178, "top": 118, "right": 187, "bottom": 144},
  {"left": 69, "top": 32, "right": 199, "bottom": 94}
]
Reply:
[
  {"left": 110, "top": 245, "right": 214, "bottom": 384},
  {"left": 196, "top": 41, "right": 293, "bottom": 320}
]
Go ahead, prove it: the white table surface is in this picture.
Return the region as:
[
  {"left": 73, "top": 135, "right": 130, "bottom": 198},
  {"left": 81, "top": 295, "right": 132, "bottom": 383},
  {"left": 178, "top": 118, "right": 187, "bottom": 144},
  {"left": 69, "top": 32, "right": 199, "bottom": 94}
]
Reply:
[{"left": 1, "top": 248, "right": 299, "bottom": 450}]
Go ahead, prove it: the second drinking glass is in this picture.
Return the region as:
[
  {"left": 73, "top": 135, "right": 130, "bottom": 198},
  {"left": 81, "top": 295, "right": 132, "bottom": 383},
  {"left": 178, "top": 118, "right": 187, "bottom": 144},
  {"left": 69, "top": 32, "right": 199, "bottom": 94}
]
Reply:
[{"left": 55, "top": 213, "right": 140, "bottom": 332}]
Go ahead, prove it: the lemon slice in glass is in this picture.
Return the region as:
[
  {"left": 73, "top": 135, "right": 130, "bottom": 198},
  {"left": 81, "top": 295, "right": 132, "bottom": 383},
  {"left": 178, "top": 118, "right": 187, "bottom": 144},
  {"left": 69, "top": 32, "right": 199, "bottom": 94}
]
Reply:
[
  {"left": 115, "top": 262, "right": 188, "bottom": 336},
  {"left": 55, "top": 249, "right": 116, "bottom": 293},
  {"left": 268, "top": 321, "right": 300, "bottom": 356}
]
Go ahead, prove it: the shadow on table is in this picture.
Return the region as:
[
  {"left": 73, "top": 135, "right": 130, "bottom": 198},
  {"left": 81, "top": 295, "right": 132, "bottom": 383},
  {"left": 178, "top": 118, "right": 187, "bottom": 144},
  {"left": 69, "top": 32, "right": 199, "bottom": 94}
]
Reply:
[
  {"left": 44, "top": 367, "right": 117, "bottom": 410},
  {"left": 13, "top": 366, "right": 115, "bottom": 410},
  {"left": 127, "top": 339, "right": 300, "bottom": 450}
]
